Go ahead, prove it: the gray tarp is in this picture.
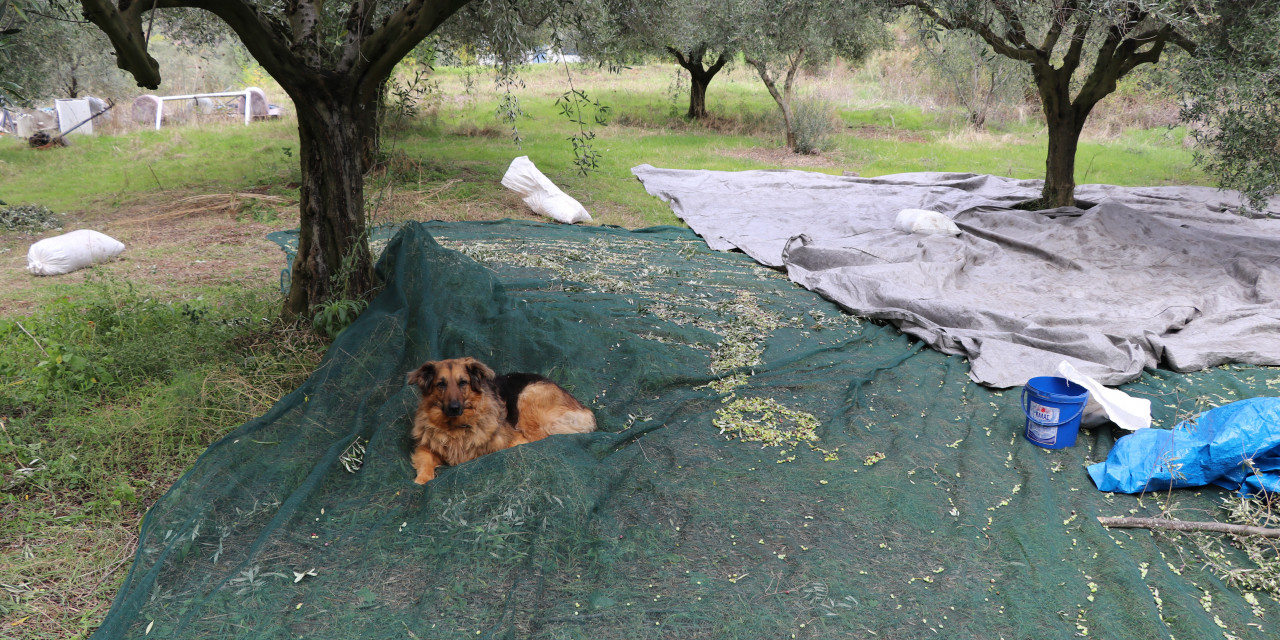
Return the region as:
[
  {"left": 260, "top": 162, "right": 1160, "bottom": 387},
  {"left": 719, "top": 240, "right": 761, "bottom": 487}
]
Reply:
[{"left": 632, "top": 166, "right": 1280, "bottom": 387}]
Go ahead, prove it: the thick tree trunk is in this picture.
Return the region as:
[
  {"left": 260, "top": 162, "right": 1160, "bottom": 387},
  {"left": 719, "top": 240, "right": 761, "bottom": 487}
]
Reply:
[
  {"left": 283, "top": 89, "right": 377, "bottom": 317},
  {"left": 670, "top": 47, "right": 728, "bottom": 120},
  {"left": 688, "top": 74, "right": 710, "bottom": 119},
  {"left": 1042, "top": 107, "right": 1086, "bottom": 208}
]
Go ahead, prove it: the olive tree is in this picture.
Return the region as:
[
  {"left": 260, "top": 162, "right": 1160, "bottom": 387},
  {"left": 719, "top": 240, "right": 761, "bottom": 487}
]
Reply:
[
  {"left": 895, "top": 1, "right": 1199, "bottom": 208},
  {"left": 570, "top": 0, "right": 740, "bottom": 120},
  {"left": 735, "top": 0, "right": 884, "bottom": 152},
  {"left": 78, "top": 0, "right": 475, "bottom": 317}
]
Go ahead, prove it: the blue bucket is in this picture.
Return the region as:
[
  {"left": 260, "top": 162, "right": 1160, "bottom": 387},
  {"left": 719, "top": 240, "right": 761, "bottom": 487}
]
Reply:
[{"left": 1021, "top": 376, "right": 1089, "bottom": 449}]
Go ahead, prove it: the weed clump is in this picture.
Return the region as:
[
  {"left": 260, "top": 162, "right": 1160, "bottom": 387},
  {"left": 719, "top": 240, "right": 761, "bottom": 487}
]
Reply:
[{"left": 0, "top": 204, "right": 62, "bottom": 233}]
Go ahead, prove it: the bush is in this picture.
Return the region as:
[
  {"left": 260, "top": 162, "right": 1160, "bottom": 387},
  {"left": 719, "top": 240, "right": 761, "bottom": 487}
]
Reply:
[{"left": 789, "top": 98, "right": 838, "bottom": 155}]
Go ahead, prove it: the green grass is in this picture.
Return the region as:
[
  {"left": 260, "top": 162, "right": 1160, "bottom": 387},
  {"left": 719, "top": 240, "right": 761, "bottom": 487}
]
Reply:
[
  {"left": 0, "top": 60, "right": 1212, "bottom": 638},
  {"left": 0, "top": 278, "right": 323, "bottom": 639},
  {"left": 0, "top": 121, "right": 300, "bottom": 210}
]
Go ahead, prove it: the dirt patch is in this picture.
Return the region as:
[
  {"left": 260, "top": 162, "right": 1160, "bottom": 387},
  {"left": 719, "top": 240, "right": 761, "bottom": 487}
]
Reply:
[
  {"left": 0, "top": 194, "right": 298, "bottom": 315},
  {"left": 718, "top": 146, "right": 846, "bottom": 170},
  {"left": 845, "top": 124, "right": 931, "bottom": 143},
  {"left": 0, "top": 189, "right": 556, "bottom": 316}
]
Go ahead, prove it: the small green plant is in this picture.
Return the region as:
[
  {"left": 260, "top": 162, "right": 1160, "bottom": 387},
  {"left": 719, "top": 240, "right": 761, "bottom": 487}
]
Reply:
[
  {"left": 311, "top": 298, "right": 368, "bottom": 340},
  {"left": 239, "top": 199, "right": 280, "bottom": 223}
]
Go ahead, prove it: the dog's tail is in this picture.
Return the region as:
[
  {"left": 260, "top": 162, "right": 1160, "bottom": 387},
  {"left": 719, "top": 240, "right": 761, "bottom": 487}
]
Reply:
[
  {"left": 516, "top": 381, "right": 598, "bottom": 439},
  {"left": 543, "top": 408, "right": 597, "bottom": 435}
]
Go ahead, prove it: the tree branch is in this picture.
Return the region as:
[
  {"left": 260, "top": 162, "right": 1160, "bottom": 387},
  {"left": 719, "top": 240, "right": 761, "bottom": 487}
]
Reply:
[
  {"left": 897, "top": 0, "right": 1042, "bottom": 64},
  {"left": 1040, "top": 0, "right": 1071, "bottom": 53},
  {"left": 1098, "top": 516, "right": 1280, "bottom": 538},
  {"left": 80, "top": 0, "right": 307, "bottom": 93},
  {"left": 708, "top": 51, "right": 729, "bottom": 75},
  {"left": 78, "top": 0, "right": 161, "bottom": 87},
  {"left": 356, "top": 0, "right": 471, "bottom": 101},
  {"left": 1059, "top": 10, "right": 1093, "bottom": 76},
  {"left": 178, "top": 1, "right": 308, "bottom": 93},
  {"left": 666, "top": 45, "right": 691, "bottom": 69},
  {"left": 987, "top": 0, "right": 1032, "bottom": 51}
]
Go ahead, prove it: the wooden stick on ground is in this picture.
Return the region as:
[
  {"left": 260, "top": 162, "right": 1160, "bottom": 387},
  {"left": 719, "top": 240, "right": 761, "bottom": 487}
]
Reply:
[{"left": 1098, "top": 516, "right": 1280, "bottom": 538}]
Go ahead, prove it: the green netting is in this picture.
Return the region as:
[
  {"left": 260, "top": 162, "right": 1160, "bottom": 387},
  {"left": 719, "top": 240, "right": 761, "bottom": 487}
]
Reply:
[{"left": 95, "top": 220, "right": 1280, "bottom": 639}]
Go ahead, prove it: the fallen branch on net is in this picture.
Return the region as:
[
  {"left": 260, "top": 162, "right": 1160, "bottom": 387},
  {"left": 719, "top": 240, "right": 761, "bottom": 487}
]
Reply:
[{"left": 1098, "top": 516, "right": 1280, "bottom": 538}]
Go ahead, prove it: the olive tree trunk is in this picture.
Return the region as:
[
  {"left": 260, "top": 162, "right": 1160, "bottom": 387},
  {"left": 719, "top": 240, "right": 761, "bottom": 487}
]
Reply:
[
  {"left": 284, "top": 87, "right": 378, "bottom": 315},
  {"left": 668, "top": 46, "right": 728, "bottom": 119}
]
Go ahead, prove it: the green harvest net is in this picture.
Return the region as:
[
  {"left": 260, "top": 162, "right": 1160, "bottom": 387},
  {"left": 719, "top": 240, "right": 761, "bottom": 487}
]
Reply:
[{"left": 93, "top": 220, "right": 1280, "bottom": 639}]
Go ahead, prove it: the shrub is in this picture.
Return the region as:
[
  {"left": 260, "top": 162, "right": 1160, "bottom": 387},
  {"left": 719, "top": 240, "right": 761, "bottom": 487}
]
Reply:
[{"left": 789, "top": 98, "right": 837, "bottom": 155}]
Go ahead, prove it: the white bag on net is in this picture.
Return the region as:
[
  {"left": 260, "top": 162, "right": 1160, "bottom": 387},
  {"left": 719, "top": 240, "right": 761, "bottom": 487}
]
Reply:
[
  {"left": 1056, "top": 360, "right": 1152, "bottom": 431},
  {"left": 27, "top": 229, "right": 125, "bottom": 276},
  {"left": 501, "top": 156, "right": 592, "bottom": 224},
  {"left": 893, "top": 208, "right": 961, "bottom": 236}
]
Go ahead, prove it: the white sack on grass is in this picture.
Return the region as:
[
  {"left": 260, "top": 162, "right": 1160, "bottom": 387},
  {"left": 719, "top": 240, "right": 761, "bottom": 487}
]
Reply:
[
  {"left": 501, "top": 156, "right": 592, "bottom": 224},
  {"left": 894, "top": 208, "right": 961, "bottom": 236},
  {"left": 27, "top": 230, "right": 125, "bottom": 276}
]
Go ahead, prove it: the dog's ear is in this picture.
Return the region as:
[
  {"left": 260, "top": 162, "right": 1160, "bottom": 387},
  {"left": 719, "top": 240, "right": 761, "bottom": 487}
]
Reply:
[
  {"left": 406, "top": 362, "right": 436, "bottom": 390},
  {"left": 462, "top": 358, "right": 495, "bottom": 391}
]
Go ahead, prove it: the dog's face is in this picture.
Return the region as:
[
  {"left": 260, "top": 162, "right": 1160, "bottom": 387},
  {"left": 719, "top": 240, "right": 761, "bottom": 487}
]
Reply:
[{"left": 407, "top": 357, "right": 496, "bottom": 421}]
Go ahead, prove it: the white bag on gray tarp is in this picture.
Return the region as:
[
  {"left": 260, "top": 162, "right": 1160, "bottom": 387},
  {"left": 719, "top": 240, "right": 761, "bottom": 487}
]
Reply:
[
  {"left": 27, "top": 230, "right": 125, "bottom": 276},
  {"left": 894, "top": 208, "right": 961, "bottom": 236},
  {"left": 501, "top": 156, "right": 592, "bottom": 224}
]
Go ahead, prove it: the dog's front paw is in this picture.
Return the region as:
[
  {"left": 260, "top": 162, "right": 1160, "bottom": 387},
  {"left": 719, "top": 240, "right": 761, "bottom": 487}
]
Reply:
[{"left": 413, "top": 473, "right": 433, "bottom": 485}]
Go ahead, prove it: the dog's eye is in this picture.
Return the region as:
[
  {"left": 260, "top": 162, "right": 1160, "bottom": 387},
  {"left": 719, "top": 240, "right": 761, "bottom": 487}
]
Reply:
[
  {"left": 459, "top": 378, "right": 469, "bottom": 386},
  {"left": 436, "top": 380, "right": 446, "bottom": 388}
]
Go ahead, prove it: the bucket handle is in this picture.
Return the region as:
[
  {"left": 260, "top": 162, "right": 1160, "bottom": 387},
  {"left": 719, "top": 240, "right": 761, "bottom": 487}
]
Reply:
[{"left": 1021, "top": 386, "right": 1086, "bottom": 427}]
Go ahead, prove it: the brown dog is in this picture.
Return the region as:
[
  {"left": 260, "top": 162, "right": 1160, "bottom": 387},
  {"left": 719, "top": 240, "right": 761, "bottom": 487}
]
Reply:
[{"left": 406, "top": 357, "right": 596, "bottom": 484}]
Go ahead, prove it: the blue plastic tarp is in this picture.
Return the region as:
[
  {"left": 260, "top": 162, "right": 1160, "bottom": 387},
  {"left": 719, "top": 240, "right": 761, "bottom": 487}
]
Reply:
[{"left": 1087, "top": 397, "right": 1280, "bottom": 497}]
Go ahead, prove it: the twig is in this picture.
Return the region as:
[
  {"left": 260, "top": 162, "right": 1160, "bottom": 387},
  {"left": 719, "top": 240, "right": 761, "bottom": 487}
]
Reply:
[
  {"left": 15, "top": 321, "right": 49, "bottom": 357},
  {"left": 1098, "top": 516, "right": 1280, "bottom": 538},
  {"left": 147, "top": 164, "right": 164, "bottom": 191}
]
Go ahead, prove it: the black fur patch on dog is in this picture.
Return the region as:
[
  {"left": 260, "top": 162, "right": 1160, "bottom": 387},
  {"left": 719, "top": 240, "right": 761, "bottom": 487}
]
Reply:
[{"left": 495, "top": 372, "right": 552, "bottom": 427}]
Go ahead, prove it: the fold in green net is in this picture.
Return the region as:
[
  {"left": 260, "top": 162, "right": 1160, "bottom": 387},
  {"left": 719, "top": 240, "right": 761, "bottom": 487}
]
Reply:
[{"left": 95, "top": 220, "right": 1280, "bottom": 639}]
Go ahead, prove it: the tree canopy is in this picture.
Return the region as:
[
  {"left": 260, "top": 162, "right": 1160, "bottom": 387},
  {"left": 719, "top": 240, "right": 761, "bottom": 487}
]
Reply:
[{"left": 1177, "top": 1, "right": 1280, "bottom": 212}]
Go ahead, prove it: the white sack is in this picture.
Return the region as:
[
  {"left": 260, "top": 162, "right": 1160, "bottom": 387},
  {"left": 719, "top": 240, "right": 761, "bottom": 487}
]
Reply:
[
  {"left": 893, "top": 208, "right": 961, "bottom": 236},
  {"left": 27, "top": 230, "right": 125, "bottom": 276},
  {"left": 501, "top": 156, "right": 592, "bottom": 224},
  {"left": 1056, "top": 360, "right": 1151, "bottom": 431}
]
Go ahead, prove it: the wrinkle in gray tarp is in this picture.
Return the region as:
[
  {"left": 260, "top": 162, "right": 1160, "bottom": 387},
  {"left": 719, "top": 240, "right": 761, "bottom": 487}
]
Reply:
[{"left": 632, "top": 166, "right": 1280, "bottom": 387}]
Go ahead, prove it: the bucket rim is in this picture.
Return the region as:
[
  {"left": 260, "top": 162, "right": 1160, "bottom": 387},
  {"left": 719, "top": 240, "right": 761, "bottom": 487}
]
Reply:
[{"left": 1024, "top": 375, "right": 1088, "bottom": 401}]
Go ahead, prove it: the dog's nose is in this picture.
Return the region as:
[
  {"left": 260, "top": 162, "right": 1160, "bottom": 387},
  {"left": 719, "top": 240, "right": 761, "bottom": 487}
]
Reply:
[{"left": 445, "top": 402, "right": 462, "bottom": 417}]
